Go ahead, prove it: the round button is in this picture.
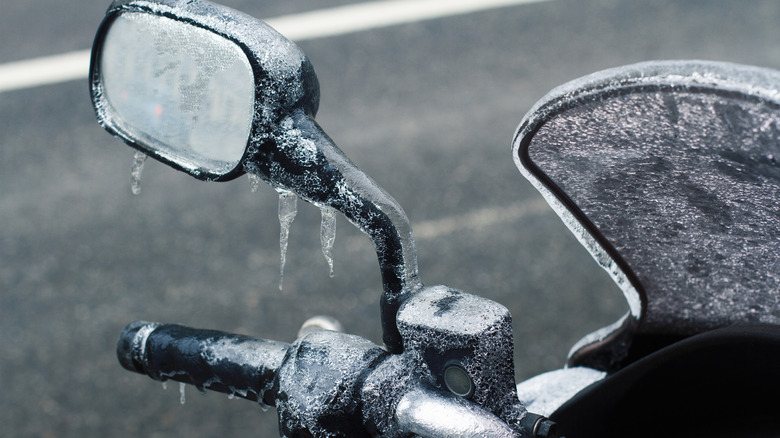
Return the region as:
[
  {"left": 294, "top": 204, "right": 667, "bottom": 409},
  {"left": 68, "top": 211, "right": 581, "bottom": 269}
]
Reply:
[{"left": 443, "top": 364, "right": 473, "bottom": 398}]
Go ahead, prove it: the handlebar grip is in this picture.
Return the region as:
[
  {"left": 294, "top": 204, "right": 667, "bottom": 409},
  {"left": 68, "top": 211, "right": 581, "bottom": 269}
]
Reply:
[{"left": 117, "top": 321, "right": 290, "bottom": 405}]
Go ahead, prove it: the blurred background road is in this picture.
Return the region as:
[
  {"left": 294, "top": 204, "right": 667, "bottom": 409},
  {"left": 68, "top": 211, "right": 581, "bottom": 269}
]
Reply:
[{"left": 2, "top": 0, "right": 780, "bottom": 436}]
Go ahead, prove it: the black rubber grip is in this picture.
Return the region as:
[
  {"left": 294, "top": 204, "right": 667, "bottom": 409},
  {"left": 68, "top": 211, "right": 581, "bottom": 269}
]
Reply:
[{"left": 117, "top": 321, "right": 289, "bottom": 404}]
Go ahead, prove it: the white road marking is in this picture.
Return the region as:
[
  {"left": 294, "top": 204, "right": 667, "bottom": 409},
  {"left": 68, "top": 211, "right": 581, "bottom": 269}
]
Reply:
[
  {"left": 267, "top": 0, "right": 553, "bottom": 41},
  {"left": 0, "top": 0, "right": 552, "bottom": 93},
  {"left": 339, "top": 198, "right": 553, "bottom": 254},
  {"left": 412, "top": 198, "right": 550, "bottom": 240},
  {"left": 250, "top": 198, "right": 553, "bottom": 265},
  {"left": 0, "top": 50, "right": 91, "bottom": 93}
]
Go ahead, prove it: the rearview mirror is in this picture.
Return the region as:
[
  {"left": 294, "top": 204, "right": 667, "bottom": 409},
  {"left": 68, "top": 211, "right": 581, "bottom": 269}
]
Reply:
[
  {"left": 100, "top": 12, "right": 255, "bottom": 175},
  {"left": 90, "top": 0, "right": 320, "bottom": 181},
  {"left": 90, "top": 0, "right": 420, "bottom": 354}
]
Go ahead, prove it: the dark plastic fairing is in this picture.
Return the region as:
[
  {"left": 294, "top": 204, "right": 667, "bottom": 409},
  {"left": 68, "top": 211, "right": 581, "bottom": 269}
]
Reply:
[
  {"left": 513, "top": 61, "right": 780, "bottom": 371},
  {"left": 551, "top": 325, "right": 780, "bottom": 438}
]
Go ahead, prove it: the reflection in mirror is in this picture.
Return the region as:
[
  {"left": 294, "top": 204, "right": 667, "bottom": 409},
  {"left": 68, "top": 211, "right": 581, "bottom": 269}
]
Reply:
[{"left": 100, "top": 12, "right": 255, "bottom": 174}]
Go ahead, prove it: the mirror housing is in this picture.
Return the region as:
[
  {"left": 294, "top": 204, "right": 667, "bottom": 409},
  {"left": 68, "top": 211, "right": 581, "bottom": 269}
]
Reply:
[{"left": 90, "top": 0, "right": 320, "bottom": 181}]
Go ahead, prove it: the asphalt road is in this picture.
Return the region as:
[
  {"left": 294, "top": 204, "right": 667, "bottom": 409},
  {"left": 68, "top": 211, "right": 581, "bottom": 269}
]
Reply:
[{"left": 2, "top": 0, "right": 780, "bottom": 436}]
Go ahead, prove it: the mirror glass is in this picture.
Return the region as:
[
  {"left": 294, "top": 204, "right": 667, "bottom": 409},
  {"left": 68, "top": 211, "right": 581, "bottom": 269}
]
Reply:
[{"left": 100, "top": 12, "right": 255, "bottom": 174}]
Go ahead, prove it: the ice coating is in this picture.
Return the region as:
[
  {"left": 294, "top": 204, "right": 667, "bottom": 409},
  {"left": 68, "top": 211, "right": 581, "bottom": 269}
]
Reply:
[
  {"left": 531, "top": 90, "right": 780, "bottom": 332},
  {"left": 395, "top": 388, "right": 517, "bottom": 437},
  {"left": 248, "top": 173, "right": 261, "bottom": 193},
  {"left": 513, "top": 60, "right": 780, "bottom": 368},
  {"left": 398, "top": 285, "right": 511, "bottom": 336},
  {"left": 277, "top": 190, "right": 298, "bottom": 291},
  {"left": 274, "top": 330, "right": 388, "bottom": 437},
  {"left": 116, "top": 299, "right": 536, "bottom": 435},
  {"left": 95, "top": 0, "right": 419, "bottom": 354},
  {"left": 273, "top": 328, "right": 526, "bottom": 437},
  {"left": 92, "top": 0, "right": 420, "bottom": 351},
  {"left": 92, "top": 0, "right": 320, "bottom": 180},
  {"left": 319, "top": 206, "right": 337, "bottom": 277},
  {"left": 100, "top": 11, "right": 254, "bottom": 175},
  {"left": 244, "top": 111, "right": 421, "bottom": 353},
  {"left": 93, "top": 0, "right": 420, "bottom": 350},
  {"left": 396, "top": 285, "right": 526, "bottom": 429},
  {"left": 179, "top": 382, "right": 186, "bottom": 405},
  {"left": 515, "top": 367, "right": 606, "bottom": 417},
  {"left": 130, "top": 150, "right": 147, "bottom": 195},
  {"left": 118, "top": 322, "right": 290, "bottom": 405},
  {"left": 103, "top": 2, "right": 530, "bottom": 434}
]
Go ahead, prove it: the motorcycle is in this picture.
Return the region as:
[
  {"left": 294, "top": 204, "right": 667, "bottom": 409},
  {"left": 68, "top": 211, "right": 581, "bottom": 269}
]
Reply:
[{"left": 89, "top": 1, "right": 780, "bottom": 436}]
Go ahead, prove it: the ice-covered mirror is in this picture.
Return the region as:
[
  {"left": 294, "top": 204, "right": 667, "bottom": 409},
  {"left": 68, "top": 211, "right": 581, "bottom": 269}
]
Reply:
[
  {"left": 100, "top": 12, "right": 255, "bottom": 175},
  {"left": 91, "top": 0, "right": 419, "bottom": 353},
  {"left": 90, "top": 0, "right": 322, "bottom": 181}
]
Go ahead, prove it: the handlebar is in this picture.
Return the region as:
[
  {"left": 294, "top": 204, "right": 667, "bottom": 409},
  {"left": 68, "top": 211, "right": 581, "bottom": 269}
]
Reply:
[
  {"left": 117, "top": 321, "right": 553, "bottom": 437},
  {"left": 117, "top": 321, "right": 289, "bottom": 405}
]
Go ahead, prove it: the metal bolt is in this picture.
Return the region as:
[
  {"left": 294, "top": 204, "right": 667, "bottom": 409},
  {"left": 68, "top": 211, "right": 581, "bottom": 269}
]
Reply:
[
  {"left": 520, "top": 413, "right": 560, "bottom": 438},
  {"left": 533, "top": 417, "right": 559, "bottom": 438}
]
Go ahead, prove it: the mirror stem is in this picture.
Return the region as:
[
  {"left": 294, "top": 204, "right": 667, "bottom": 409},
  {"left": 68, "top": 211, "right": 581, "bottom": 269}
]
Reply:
[{"left": 246, "top": 110, "right": 422, "bottom": 353}]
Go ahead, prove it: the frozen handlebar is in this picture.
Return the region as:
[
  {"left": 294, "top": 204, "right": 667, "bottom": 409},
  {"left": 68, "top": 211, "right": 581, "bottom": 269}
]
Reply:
[
  {"left": 117, "top": 321, "right": 289, "bottom": 405},
  {"left": 117, "top": 321, "right": 553, "bottom": 437}
]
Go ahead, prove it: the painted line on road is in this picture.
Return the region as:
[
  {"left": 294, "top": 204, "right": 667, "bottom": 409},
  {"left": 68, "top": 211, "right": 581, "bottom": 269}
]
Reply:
[
  {"left": 412, "top": 197, "right": 550, "bottom": 240},
  {"left": 246, "top": 198, "right": 553, "bottom": 268},
  {"left": 339, "top": 197, "right": 551, "bottom": 264},
  {"left": 0, "top": 0, "right": 552, "bottom": 93},
  {"left": 267, "top": 0, "right": 553, "bottom": 42},
  {"left": 344, "top": 197, "right": 552, "bottom": 254},
  {"left": 0, "top": 51, "right": 91, "bottom": 94},
  {"left": 249, "top": 198, "right": 553, "bottom": 266}
]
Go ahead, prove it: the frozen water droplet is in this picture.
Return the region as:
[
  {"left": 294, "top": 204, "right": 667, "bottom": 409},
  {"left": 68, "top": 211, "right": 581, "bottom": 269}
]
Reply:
[
  {"left": 179, "top": 382, "right": 186, "bottom": 405},
  {"left": 130, "top": 151, "right": 147, "bottom": 195},
  {"left": 278, "top": 191, "right": 298, "bottom": 291},
  {"left": 161, "top": 381, "right": 168, "bottom": 391},
  {"left": 248, "top": 173, "right": 262, "bottom": 193},
  {"left": 227, "top": 392, "right": 235, "bottom": 400},
  {"left": 320, "top": 207, "right": 337, "bottom": 277}
]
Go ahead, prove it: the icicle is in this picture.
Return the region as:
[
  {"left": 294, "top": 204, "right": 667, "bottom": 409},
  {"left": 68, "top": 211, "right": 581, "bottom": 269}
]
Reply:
[
  {"left": 278, "top": 191, "right": 298, "bottom": 291},
  {"left": 248, "top": 173, "right": 262, "bottom": 193},
  {"left": 130, "top": 150, "right": 148, "bottom": 195},
  {"left": 320, "top": 207, "right": 337, "bottom": 278},
  {"left": 161, "top": 381, "right": 168, "bottom": 391},
  {"left": 179, "top": 382, "right": 186, "bottom": 405}
]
